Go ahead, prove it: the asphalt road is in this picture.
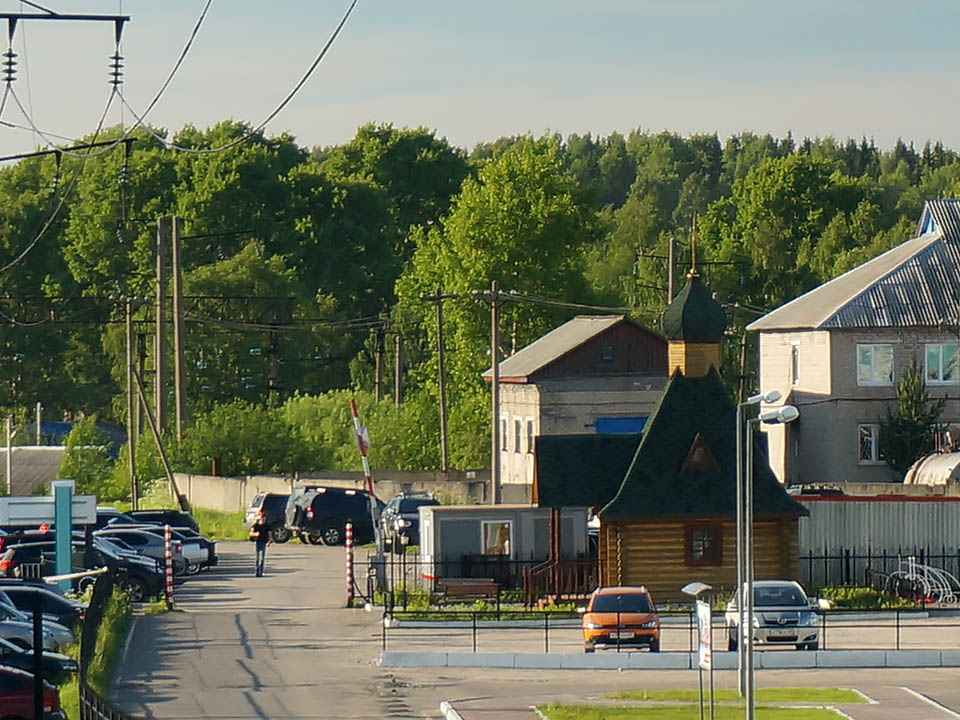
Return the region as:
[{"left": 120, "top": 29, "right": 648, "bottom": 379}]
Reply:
[{"left": 111, "top": 542, "right": 960, "bottom": 719}]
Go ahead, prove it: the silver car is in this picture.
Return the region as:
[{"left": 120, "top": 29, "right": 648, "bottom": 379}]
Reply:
[
  {"left": 725, "top": 580, "right": 819, "bottom": 651},
  {"left": 0, "top": 600, "right": 74, "bottom": 649}
]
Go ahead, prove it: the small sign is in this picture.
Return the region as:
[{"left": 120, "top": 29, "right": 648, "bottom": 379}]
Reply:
[
  {"left": 0, "top": 494, "right": 96, "bottom": 525},
  {"left": 696, "top": 598, "right": 712, "bottom": 670}
]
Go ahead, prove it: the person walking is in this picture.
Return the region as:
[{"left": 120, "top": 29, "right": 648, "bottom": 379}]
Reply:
[{"left": 250, "top": 514, "right": 270, "bottom": 577}]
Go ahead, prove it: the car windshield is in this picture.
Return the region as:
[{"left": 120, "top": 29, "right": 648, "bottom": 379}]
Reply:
[
  {"left": 399, "top": 498, "right": 436, "bottom": 513},
  {"left": 753, "top": 585, "right": 807, "bottom": 607},
  {"left": 591, "top": 592, "right": 652, "bottom": 613}
]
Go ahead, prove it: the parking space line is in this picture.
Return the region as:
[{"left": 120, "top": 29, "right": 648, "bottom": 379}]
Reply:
[{"left": 901, "top": 687, "right": 960, "bottom": 718}]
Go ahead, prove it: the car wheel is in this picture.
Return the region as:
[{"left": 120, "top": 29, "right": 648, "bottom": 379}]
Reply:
[
  {"left": 728, "top": 633, "right": 737, "bottom": 652},
  {"left": 307, "top": 532, "right": 326, "bottom": 546},
  {"left": 806, "top": 641, "right": 819, "bottom": 651},
  {"left": 124, "top": 577, "right": 148, "bottom": 602},
  {"left": 649, "top": 638, "right": 660, "bottom": 653},
  {"left": 321, "top": 526, "right": 343, "bottom": 546},
  {"left": 271, "top": 527, "right": 292, "bottom": 543},
  {"left": 185, "top": 562, "right": 201, "bottom": 575},
  {"left": 584, "top": 644, "right": 595, "bottom": 654},
  {"left": 298, "top": 532, "right": 310, "bottom": 544},
  {"left": 77, "top": 576, "right": 96, "bottom": 593}
]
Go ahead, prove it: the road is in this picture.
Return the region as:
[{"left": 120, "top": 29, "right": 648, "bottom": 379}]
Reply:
[{"left": 112, "top": 542, "right": 960, "bottom": 719}]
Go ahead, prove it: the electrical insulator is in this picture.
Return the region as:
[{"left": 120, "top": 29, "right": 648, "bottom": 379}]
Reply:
[
  {"left": 2, "top": 48, "right": 16, "bottom": 84},
  {"left": 108, "top": 52, "right": 124, "bottom": 87}
]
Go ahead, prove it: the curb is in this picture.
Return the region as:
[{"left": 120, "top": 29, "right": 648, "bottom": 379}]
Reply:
[{"left": 439, "top": 700, "right": 463, "bottom": 720}]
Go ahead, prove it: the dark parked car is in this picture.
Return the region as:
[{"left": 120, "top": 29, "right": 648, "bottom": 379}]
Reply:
[
  {"left": 380, "top": 493, "right": 439, "bottom": 546},
  {"left": 244, "top": 493, "right": 292, "bottom": 543},
  {"left": 0, "top": 664, "right": 66, "bottom": 718},
  {"left": 287, "top": 487, "right": 377, "bottom": 546},
  {"left": 128, "top": 509, "right": 200, "bottom": 534},
  {"left": 0, "top": 584, "right": 85, "bottom": 630},
  {"left": 0, "top": 635, "right": 77, "bottom": 685}
]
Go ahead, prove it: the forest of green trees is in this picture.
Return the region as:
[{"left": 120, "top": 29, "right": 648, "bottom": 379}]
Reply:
[{"left": 3, "top": 120, "right": 958, "bottom": 496}]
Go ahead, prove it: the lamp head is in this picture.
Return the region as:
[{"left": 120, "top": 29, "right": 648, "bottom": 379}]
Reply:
[
  {"left": 758, "top": 405, "right": 799, "bottom": 425},
  {"left": 745, "top": 389, "right": 782, "bottom": 405}
]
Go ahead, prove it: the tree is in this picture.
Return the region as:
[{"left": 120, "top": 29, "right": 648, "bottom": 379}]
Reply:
[
  {"left": 58, "top": 416, "right": 126, "bottom": 499},
  {"left": 879, "top": 361, "right": 945, "bottom": 475}
]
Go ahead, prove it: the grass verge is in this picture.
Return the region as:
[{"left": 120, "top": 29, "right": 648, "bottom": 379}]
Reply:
[
  {"left": 541, "top": 705, "right": 846, "bottom": 719},
  {"left": 608, "top": 688, "right": 866, "bottom": 704},
  {"left": 191, "top": 507, "right": 247, "bottom": 540}
]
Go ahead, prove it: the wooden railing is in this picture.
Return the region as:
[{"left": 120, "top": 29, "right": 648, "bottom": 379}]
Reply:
[{"left": 522, "top": 557, "right": 599, "bottom": 606}]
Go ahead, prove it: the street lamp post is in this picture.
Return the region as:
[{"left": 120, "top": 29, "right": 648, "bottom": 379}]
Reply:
[
  {"left": 743, "top": 403, "right": 799, "bottom": 720},
  {"left": 735, "top": 390, "right": 781, "bottom": 696}
]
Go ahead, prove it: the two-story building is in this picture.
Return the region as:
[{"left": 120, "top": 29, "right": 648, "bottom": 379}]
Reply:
[
  {"left": 748, "top": 199, "right": 960, "bottom": 485},
  {"left": 482, "top": 315, "right": 668, "bottom": 496}
]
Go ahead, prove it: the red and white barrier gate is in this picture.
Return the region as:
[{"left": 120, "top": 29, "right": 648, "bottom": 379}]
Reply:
[
  {"left": 164, "top": 524, "right": 174, "bottom": 607},
  {"left": 345, "top": 521, "right": 354, "bottom": 607}
]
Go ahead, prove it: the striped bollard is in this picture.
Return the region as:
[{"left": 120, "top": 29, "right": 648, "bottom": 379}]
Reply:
[
  {"left": 164, "top": 524, "right": 174, "bottom": 608},
  {"left": 345, "top": 522, "right": 354, "bottom": 607}
]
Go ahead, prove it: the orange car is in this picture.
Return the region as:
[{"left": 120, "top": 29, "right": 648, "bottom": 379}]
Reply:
[{"left": 580, "top": 586, "right": 661, "bottom": 653}]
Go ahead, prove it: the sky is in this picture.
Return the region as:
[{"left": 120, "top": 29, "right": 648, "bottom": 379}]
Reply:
[{"left": 2, "top": 0, "right": 960, "bottom": 158}]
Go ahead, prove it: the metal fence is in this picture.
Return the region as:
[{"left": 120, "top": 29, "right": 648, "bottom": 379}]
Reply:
[
  {"left": 380, "top": 608, "right": 960, "bottom": 654},
  {"left": 798, "top": 547, "right": 960, "bottom": 590},
  {"left": 78, "top": 572, "right": 136, "bottom": 720}
]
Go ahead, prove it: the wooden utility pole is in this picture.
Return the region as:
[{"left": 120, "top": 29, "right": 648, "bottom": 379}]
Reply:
[
  {"left": 136, "top": 333, "right": 146, "bottom": 438},
  {"left": 155, "top": 217, "right": 168, "bottom": 433},
  {"left": 490, "top": 281, "right": 501, "bottom": 504},
  {"left": 171, "top": 216, "right": 186, "bottom": 444},
  {"left": 667, "top": 236, "right": 677, "bottom": 303},
  {"left": 125, "top": 299, "right": 138, "bottom": 509},
  {"left": 373, "top": 329, "right": 384, "bottom": 402},
  {"left": 738, "top": 330, "right": 749, "bottom": 403},
  {"left": 420, "top": 287, "right": 457, "bottom": 473},
  {"left": 394, "top": 334, "right": 403, "bottom": 406}
]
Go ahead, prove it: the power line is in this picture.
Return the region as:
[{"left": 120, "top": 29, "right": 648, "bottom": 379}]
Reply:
[{"left": 117, "top": 0, "right": 358, "bottom": 155}]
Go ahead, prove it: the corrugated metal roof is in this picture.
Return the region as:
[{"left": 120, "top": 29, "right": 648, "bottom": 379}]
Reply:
[
  {"left": 748, "top": 199, "right": 960, "bottom": 331},
  {"left": 0, "top": 446, "right": 66, "bottom": 496},
  {"left": 483, "top": 315, "right": 630, "bottom": 380}
]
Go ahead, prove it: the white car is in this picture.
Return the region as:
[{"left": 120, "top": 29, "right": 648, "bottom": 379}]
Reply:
[{"left": 725, "top": 580, "right": 819, "bottom": 651}]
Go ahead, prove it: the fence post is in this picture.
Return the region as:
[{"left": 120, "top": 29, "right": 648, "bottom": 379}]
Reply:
[
  {"left": 820, "top": 613, "right": 826, "bottom": 651},
  {"left": 472, "top": 612, "right": 477, "bottom": 653},
  {"left": 164, "top": 525, "right": 174, "bottom": 608},
  {"left": 896, "top": 610, "right": 900, "bottom": 651},
  {"left": 345, "top": 522, "right": 354, "bottom": 608},
  {"left": 544, "top": 612, "right": 549, "bottom": 653},
  {"left": 381, "top": 612, "right": 387, "bottom": 652}
]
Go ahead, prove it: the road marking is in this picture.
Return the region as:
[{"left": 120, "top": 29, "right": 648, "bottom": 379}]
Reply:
[
  {"left": 439, "top": 700, "right": 463, "bottom": 720},
  {"left": 901, "top": 687, "right": 960, "bottom": 718},
  {"left": 530, "top": 707, "right": 551, "bottom": 720},
  {"left": 843, "top": 688, "right": 878, "bottom": 704},
  {"left": 119, "top": 616, "right": 137, "bottom": 669}
]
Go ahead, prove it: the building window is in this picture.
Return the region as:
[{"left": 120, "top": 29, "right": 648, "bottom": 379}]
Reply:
[
  {"left": 501, "top": 419, "right": 508, "bottom": 452},
  {"left": 858, "top": 424, "right": 883, "bottom": 464},
  {"left": 481, "top": 521, "right": 511, "bottom": 556},
  {"left": 790, "top": 344, "right": 799, "bottom": 386},
  {"left": 684, "top": 523, "right": 722, "bottom": 566},
  {"left": 514, "top": 419, "right": 522, "bottom": 454},
  {"left": 925, "top": 343, "right": 959, "bottom": 384},
  {"left": 600, "top": 343, "right": 615, "bottom": 362},
  {"left": 857, "top": 344, "right": 893, "bottom": 386},
  {"left": 526, "top": 420, "right": 534, "bottom": 454}
]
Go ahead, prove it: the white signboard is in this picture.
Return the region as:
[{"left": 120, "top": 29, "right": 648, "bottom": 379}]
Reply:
[
  {"left": 0, "top": 495, "right": 96, "bottom": 526},
  {"left": 696, "top": 598, "right": 712, "bottom": 670}
]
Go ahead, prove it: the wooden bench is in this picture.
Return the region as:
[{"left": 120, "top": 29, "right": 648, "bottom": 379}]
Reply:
[{"left": 435, "top": 578, "right": 500, "bottom": 611}]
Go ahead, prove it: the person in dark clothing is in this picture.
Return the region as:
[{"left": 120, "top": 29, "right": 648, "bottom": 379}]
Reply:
[{"left": 250, "top": 515, "right": 270, "bottom": 576}]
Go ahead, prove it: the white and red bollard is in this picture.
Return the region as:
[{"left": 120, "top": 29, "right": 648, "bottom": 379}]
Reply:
[
  {"left": 164, "top": 524, "right": 174, "bottom": 608},
  {"left": 345, "top": 521, "right": 354, "bottom": 607}
]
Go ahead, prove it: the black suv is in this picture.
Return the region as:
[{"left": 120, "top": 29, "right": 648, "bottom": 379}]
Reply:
[
  {"left": 287, "top": 487, "right": 377, "bottom": 546},
  {"left": 128, "top": 510, "right": 200, "bottom": 534},
  {"left": 244, "top": 493, "right": 292, "bottom": 543},
  {"left": 380, "top": 492, "right": 438, "bottom": 546}
]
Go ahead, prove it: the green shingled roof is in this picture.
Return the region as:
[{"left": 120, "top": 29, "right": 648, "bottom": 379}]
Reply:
[
  {"left": 535, "top": 434, "right": 642, "bottom": 509},
  {"left": 600, "top": 368, "right": 807, "bottom": 519},
  {"left": 661, "top": 274, "right": 727, "bottom": 342}
]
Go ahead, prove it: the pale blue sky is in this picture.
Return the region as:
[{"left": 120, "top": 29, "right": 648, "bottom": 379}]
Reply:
[{"left": 2, "top": 0, "right": 959, "bottom": 157}]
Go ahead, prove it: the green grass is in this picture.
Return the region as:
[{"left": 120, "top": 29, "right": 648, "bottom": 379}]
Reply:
[
  {"left": 608, "top": 688, "right": 865, "bottom": 704},
  {"left": 541, "top": 706, "right": 845, "bottom": 719},
  {"left": 191, "top": 507, "right": 247, "bottom": 540}
]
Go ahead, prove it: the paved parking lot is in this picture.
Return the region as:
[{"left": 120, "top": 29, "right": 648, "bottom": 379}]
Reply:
[{"left": 111, "top": 542, "right": 960, "bottom": 719}]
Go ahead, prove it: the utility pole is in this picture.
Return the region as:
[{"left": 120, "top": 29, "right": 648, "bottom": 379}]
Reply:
[
  {"left": 5, "top": 416, "right": 12, "bottom": 495},
  {"left": 136, "top": 332, "right": 146, "bottom": 438},
  {"left": 667, "top": 236, "right": 677, "bottom": 303},
  {"left": 394, "top": 334, "right": 403, "bottom": 406},
  {"left": 125, "top": 299, "right": 138, "bottom": 510},
  {"left": 171, "top": 216, "right": 186, "bottom": 444},
  {"left": 738, "top": 331, "right": 748, "bottom": 403},
  {"left": 35, "top": 403, "right": 40, "bottom": 446},
  {"left": 420, "top": 287, "right": 458, "bottom": 474},
  {"left": 267, "top": 326, "right": 279, "bottom": 398},
  {"left": 155, "top": 217, "right": 168, "bottom": 434},
  {"left": 473, "top": 280, "right": 510, "bottom": 505},
  {"left": 373, "top": 329, "right": 385, "bottom": 402}
]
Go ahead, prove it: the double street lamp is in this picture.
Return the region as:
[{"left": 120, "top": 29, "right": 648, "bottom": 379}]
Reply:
[{"left": 735, "top": 391, "right": 799, "bottom": 720}]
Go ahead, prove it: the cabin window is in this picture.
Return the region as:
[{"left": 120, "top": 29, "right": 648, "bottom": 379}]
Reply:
[
  {"left": 684, "top": 523, "right": 722, "bottom": 566},
  {"left": 514, "top": 419, "right": 522, "bottom": 454},
  {"left": 858, "top": 423, "right": 883, "bottom": 464},
  {"left": 481, "top": 521, "right": 511, "bottom": 556},
  {"left": 925, "top": 343, "right": 958, "bottom": 384},
  {"left": 501, "top": 418, "right": 508, "bottom": 452},
  {"left": 600, "top": 343, "right": 616, "bottom": 362},
  {"left": 857, "top": 344, "right": 893, "bottom": 386},
  {"left": 526, "top": 419, "right": 534, "bottom": 454}
]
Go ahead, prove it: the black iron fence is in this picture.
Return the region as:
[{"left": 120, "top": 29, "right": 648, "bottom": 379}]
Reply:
[
  {"left": 380, "top": 608, "right": 960, "bottom": 654},
  {"left": 78, "top": 572, "right": 136, "bottom": 720},
  {"left": 798, "top": 547, "right": 960, "bottom": 590}
]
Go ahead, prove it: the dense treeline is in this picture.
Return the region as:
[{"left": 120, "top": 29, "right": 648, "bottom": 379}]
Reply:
[{"left": 4, "top": 120, "right": 959, "bottom": 491}]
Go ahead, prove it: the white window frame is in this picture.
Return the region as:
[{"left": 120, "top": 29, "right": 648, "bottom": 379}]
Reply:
[
  {"left": 925, "top": 343, "right": 959, "bottom": 385},
  {"left": 514, "top": 419, "right": 522, "bottom": 454},
  {"left": 858, "top": 423, "right": 883, "bottom": 465},
  {"left": 857, "top": 344, "right": 894, "bottom": 387},
  {"left": 480, "top": 520, "right": 512, "bottom": 557},
  {"left": 525, "top": 419, "right": 535, "bottom": 455}
]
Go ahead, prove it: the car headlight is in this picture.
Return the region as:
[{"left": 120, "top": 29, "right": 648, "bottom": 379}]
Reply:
[
  {"left": 800, "top": 612, "right": 817, "bottom": 626},
  {"left": 585, "top": 622, "right": 602, "bottom": 630},
  {"left": 752, "top": 616, "right": 761, "bottom": 627},
  {"left": 640, "top": 620, "right": 658, "bottom": 628}
]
